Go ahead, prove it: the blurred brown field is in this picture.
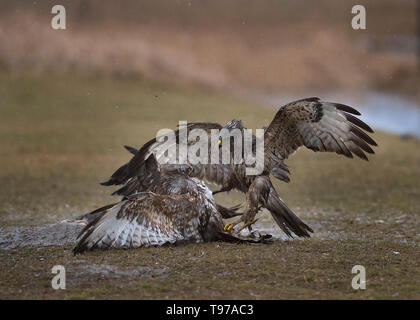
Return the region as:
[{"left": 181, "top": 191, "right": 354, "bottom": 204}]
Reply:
[{"left": 0, "top": 0, "right": 418, "bottom": 98}]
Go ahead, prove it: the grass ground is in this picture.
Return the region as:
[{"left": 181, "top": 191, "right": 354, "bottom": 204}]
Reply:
[{"left": 0, "top": 73, "right": 419, "bottom": 299}]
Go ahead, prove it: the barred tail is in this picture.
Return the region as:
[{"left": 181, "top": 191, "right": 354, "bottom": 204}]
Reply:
[{"left": 265, "top": 187, "right": 313, "bottom": 238}]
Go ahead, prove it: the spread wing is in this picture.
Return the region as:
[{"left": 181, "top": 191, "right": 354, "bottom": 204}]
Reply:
[
  {"left": 101, "top": 122, "right": 246, "bottom": 196},
  {"left": 264, "top": 97, "right": 377, "bottom": 167},
  {"left": 125, "top": 121, "right": 223, "bottom": 179},
  {"left": 73, "top": 192, "right": 205, "bottom": 254}
]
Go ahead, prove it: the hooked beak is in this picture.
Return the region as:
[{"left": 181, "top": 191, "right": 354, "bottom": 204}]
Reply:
[{"left": 218, "top": 138, "right": 222, "bottom": 148}]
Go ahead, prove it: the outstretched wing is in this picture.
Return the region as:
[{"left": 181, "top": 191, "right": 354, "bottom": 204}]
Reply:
[
  {"left": 126, "top": 121, "right": 223, "bottom": 182},
  {"left": 101, "top": 122, "right": 246, "bottom": 196},
  {"left": 73, "top": 192, "right": 204, "bottom": 254},
  {"left": 264, "top": 97, "right": 377, "bottom": 166}
]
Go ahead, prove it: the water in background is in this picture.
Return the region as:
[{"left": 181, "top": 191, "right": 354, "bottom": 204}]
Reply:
[
  {"left": 258, "top": 91, "right": 420, "bottom": 138},
  {"left": 356, "top": 92, "right": 420, "bottom": 138}
]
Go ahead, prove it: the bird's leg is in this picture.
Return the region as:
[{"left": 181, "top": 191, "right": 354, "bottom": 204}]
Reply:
[
  {"left": 237, "top": 205, "right": 259, "bottom": 232},
  {"left": 234, "top": 179, "right": 264, "bottom": 233},
  {"left": 245, "top": 186, "right": 260, "bottom": 228},
  {"left": 187, "top": 164, "right": 194, "bottom": 176},
  {"left": 224, "top": 206, "right": 261, "bottom": 234},
  {"left": 224, "top": 215, "right": 261, "bottom": 234},
  {"left": 223, "top": 203, "right": 253, "bottom": 233},
  {"left": 223, "top": 216, "right": 243, "bottom": 234},
  {"left": 236, "top": 217, "right": 259, "bottom": 233},
  {"left": 224, "top": 178, "right": 265, "bottom": 234}
]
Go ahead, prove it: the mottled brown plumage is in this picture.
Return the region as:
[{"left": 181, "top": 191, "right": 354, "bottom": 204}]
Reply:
[
  {"left": 74, "top": 157, "right": 269, "bottom": 254},
  {"left": 101, "top": 97, "right": 377, "bottom": 238},
  {"left": 263, "top": 97, "right": 376, "bottom": 165}
]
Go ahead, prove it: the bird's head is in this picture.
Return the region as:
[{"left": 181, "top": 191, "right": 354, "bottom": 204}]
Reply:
[{"left": 218, "top": 119, "right": 244, "bottom": 147}]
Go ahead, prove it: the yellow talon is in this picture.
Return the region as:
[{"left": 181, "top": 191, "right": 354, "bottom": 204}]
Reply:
[
  {"left": 187, "top": 164, "right": 194, "bottom": 176},
  {"left": 224, "top": 223, "right": 234, "bottom": 233}
]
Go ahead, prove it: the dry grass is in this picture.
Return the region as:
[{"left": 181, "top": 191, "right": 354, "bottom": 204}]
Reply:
[
  {"left": 0, "top": 0, "right": 418, "bottom": 98},
  {"left": 1, "top": 240, "right": 418, "bottom": 299}
]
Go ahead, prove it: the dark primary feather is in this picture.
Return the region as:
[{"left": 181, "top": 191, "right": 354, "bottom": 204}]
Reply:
[
  {"left": 100, "top": 162, "right": 129, "bottom": 186},
  {"left": 124, "top": 145, "right": 138, "bottom": 155},
  {"left": 334, "top": 103, "right": 361, "bottom": 115},
  {"left": 100, "top": 146, "right": 139, "bottom": 186},
  {"left": 344, "top": 113, "right": 373, "bottom": 133}
]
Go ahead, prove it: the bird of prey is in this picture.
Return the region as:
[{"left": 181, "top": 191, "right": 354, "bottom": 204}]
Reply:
[
  {"left": 73, "top": 156, "right": 270, "bottom": 254},
  {"left": 100, "top": 97, "right": 377, "bottom": 238}
]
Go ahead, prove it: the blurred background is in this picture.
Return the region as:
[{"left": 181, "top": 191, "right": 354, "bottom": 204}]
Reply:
[
  {"left": 1, "top": 0, "right": 418, "bottom": 97},
  {"left": 0, "top": 0, "right": 418, "bottom": 226}
]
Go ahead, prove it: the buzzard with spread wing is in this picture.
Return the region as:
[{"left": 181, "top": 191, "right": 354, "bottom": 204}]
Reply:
[
  {"left": 74, "top": 156, "right": 270, "bottom": 254},
  {"left": 101, "top": 97, "right": 377, "bottom": 238}
]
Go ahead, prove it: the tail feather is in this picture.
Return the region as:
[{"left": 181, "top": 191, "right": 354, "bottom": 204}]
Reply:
[
  {"left": 105, "top": 152, "right": 160, "bottom": 196},
  {"left": 265, "top": 188, "right": 313, "bottom": 238}
]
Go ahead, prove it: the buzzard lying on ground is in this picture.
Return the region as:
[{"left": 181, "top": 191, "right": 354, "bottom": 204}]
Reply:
[
  {"left": 101, "top": 97, "right": 377, "bottom": 238},
  {"left": 73, "top": 156, "right": 270, "bottom": 254}
]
